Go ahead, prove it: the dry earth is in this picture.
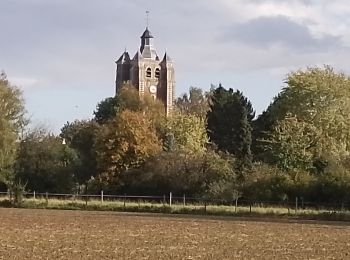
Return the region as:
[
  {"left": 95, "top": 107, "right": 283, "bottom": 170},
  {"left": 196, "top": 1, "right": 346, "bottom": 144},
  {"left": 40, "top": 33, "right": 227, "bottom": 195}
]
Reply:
[{"left": 0, "top": 208, "right": 349, "bottom": 259}]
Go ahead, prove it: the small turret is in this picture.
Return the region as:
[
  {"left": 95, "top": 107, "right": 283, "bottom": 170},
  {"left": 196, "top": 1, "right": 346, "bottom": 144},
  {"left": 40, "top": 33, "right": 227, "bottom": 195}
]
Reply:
[
  {"left": 140, "top": 27, "right": 157, "bottom": 59},
  {"left": 115, "top": 50, "right": 131, "bottom": 92}
]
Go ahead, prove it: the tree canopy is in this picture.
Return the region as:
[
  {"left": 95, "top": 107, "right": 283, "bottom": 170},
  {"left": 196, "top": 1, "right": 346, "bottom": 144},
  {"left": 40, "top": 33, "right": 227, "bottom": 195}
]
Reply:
[
  {"left": 0, "top": 72, "right": 26, "bottom": 188},
  {"left": 176, "top": 87, "right": 210, "bottom": 118},
  {"left": 255, "top": 66, "right": 350, "bottom": 169}
]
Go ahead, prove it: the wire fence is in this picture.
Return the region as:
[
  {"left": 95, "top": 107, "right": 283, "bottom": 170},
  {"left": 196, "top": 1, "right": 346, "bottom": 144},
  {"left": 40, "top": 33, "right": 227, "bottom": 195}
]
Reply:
[{"left": 1, "top": 190, "right": 349, "bottom": 214}]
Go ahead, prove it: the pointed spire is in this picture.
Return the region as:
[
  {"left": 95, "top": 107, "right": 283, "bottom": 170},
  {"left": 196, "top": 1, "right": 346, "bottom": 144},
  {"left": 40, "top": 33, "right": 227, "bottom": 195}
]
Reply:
[
  {"left": 162, "top": 52, "right": 172, "bottom": 63},
  {"left": 116, "top": 51, "right": 130, "bottom": 64},
  {"left": 132, "top": 50, "right": 143, "bottom": 61}
]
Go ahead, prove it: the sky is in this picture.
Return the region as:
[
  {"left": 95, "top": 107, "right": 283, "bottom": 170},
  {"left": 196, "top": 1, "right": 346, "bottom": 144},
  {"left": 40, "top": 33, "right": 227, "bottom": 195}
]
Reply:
[{"left": 1, "top": 0, "right": 350, "bottom": 133}]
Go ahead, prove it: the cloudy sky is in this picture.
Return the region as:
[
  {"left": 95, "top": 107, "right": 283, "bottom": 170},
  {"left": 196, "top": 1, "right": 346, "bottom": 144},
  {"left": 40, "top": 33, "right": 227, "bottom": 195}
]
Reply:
[{"left": 1, "top": 0, "right": 350, "bottom": 133}]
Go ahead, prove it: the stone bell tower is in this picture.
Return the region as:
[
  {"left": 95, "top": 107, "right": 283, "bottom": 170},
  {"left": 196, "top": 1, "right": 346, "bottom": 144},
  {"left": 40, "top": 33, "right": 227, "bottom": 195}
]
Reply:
[{"left": 115, "top": 26, "right": 175, "bottom": 115}]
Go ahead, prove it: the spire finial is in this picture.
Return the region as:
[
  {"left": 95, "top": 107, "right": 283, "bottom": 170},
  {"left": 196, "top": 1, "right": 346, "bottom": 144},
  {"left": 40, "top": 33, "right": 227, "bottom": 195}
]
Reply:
[{"left": 146, "top": 10, "right": 150, "bottom": 28}]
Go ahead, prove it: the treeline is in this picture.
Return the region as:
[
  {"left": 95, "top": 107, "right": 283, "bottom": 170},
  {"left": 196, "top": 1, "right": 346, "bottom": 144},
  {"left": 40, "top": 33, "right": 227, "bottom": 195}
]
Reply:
[{"left": 2, "top": 66, "right": 350, "bottom": 204}]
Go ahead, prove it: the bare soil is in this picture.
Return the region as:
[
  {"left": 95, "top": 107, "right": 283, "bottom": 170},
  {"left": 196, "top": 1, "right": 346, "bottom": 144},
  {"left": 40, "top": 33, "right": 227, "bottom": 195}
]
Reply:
[{"left": 0, "top": 208, "right": 349, "bottom": 259}]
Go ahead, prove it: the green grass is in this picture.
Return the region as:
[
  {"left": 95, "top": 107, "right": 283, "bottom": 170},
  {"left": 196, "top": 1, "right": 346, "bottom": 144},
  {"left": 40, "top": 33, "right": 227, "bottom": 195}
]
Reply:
[{"left": 0, "top": 196, "right": 349, "bottom": 221}]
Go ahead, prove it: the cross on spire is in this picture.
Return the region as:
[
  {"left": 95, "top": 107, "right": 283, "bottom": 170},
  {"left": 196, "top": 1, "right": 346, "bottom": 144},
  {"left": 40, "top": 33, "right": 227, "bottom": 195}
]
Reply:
[{"left": 146, "top": 10, "right": 150, "bottom": 28}]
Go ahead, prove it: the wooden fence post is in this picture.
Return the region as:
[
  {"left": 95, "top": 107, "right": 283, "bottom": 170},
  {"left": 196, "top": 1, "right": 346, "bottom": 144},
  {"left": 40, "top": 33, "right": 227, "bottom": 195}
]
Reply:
[
  {"left": 33, "top": 191, "right": 36, "bottom": 200},
  {"left": 169, "top": 192, "right": 172, "bottom": 207},
  {"left": 183, "top": 194, "right": 186, "bottom": 207},
  {"left": 101, "top": 190, "right": 104, "bottom": 203},
  {"left": 295, "top": 197, "right": 298, "bottom": 214},
  {"left": 301, "top": 197, "right": 304, "bottom": 209},
  {"left": 45, "top": 192, "right": 48, "bottom": 204}
]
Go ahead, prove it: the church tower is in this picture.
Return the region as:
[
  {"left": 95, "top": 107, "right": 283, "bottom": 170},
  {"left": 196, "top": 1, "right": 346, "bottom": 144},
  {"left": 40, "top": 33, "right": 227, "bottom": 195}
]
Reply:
[{"left": 115, "top": 27, "right": 175, "bottom": 115}]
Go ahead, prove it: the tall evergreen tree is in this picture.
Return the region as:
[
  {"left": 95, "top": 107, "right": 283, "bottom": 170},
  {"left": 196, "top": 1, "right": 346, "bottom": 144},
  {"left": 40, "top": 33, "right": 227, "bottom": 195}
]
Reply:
[{"left": 207, "top": 85, "right": 254, "bottom": 171}]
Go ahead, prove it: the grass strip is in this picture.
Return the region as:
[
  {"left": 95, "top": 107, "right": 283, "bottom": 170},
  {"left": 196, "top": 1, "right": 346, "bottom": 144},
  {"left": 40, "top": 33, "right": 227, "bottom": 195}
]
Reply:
[{"left": 0, "top": 197, "right": 349, "bottom": 222}]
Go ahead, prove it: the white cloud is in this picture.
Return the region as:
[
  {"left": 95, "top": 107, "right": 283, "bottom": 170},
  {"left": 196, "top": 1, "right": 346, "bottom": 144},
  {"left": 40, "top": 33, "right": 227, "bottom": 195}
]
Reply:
[
  {"left": 218, "top": 0, "right": 349, "bottom": 41},
  {"left": 9, "top": 77, "right": 42, "bottom": 89}
]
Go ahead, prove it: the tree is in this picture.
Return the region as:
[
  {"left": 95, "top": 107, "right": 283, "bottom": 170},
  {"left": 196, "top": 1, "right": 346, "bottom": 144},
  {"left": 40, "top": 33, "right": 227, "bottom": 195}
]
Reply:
[
  {"left": 60, "top": 120, "right": 99, "bottom": 190},
  {"left": 312, "top": 157, "right": 350, "bottom": 203},
  {"left": 254, "top": 66, "right": 350, "bottom": 162},
  {"left": 94, "top": 97, "right": 119, "bottom": 124},
  {"left": 242, "top": 163, "right": 292, "bottom": 202},
  {"left": 94, "top": 110, "right": 162, "bottom": 191},
  {"left": 94, "top": 84, "right": 165, "bottom": 125},
  {"left": 207, "top": 85, "right": 255, "bottom": 171},
  {"left": 259, "top": 115, "right": 319, "bottom": 172},
  {"left": 15, "top": 129, "right": 78, "bottom": 193},
  {"left": 0, "top": 72, "right": 26, "bottom": 189},
  {"left": 176, "top": 87, "right": 210, "bottom": 118},
  {"left": 119, "top": 149, "right": 236, "bottom": 196},
  {"left": 166, "top": 112, "right": 208, "bottom": 153}
]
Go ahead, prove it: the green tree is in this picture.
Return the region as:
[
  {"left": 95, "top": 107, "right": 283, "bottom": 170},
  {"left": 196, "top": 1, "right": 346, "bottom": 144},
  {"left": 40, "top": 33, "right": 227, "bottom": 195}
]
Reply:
[
  {"left": 176, "top": 87, "right": 210, "bottom": 118},
  {"left": 120, "top": 149, "right": 236, "bottom": 196},
  {"left": 60, "top": 120, "right": 99, "bottom": 190},
  {"left": 254, "top": 66, "right": 350, "bottom": 162},
  {"left": 94, "top": 97, "right": 119, "bottom": 124},
  {"left": 0, "top": 72, "right": 26, "bottom": 189},
  {"left": 243, "top": 163, "right": 292, "bottom": 202},
  {"left": 166, "top": 112, "right": 208, "bottom": 153},
  {"left": 313, "top": 157, "right": 350, "bottom": 203},
  {"left": 207, "top": 85, "right": 255, "bottom": 171},
  {"left": 15, "top": 129, "right": 78, "bottom": 193},
  {"left": 259, "top": 115, "right": 319, "bottom": 172}
]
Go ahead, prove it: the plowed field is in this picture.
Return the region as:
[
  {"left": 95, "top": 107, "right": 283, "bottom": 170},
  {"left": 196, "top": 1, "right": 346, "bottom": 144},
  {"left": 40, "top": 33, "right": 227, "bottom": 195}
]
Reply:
[{"left": 0, "top": 208, "right": 349, "bottom": 259}]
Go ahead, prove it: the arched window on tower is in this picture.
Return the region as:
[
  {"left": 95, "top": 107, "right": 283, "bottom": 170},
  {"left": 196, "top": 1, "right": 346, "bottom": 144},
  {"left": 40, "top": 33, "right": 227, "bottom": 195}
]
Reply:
[
  {"left": 155, "top": 68, "right": 160, "bottom": 79},
  {"left": 146, "top": 68, "right": 152, "bottom": 78}
]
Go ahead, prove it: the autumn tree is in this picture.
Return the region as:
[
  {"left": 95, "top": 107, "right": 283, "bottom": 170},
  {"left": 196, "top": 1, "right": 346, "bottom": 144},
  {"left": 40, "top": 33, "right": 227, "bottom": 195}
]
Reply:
[
  {"left": 94, "top": 84, "right": 165, "bottom": 126},
  {"left": 94, "top": 110, "right": 162, "bottom": 191}
]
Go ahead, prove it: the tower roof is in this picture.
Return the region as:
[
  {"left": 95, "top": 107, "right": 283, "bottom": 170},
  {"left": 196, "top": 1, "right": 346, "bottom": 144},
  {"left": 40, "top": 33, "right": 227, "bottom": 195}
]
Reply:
[{"left": 141, "top": 28, "right": 153, "bottom": 38}]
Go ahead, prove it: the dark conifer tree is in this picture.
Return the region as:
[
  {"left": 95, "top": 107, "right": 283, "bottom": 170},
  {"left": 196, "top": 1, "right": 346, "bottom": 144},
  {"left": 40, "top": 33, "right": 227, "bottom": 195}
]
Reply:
[{"left": 207, "top": 85, "right": 254, "bottom": 172}]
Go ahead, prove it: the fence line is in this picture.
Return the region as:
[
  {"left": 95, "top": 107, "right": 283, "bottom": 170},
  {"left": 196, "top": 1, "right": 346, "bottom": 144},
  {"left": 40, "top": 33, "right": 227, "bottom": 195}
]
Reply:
[{"left": 0, "top": 190, "right": 349, "bottom": 213}]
